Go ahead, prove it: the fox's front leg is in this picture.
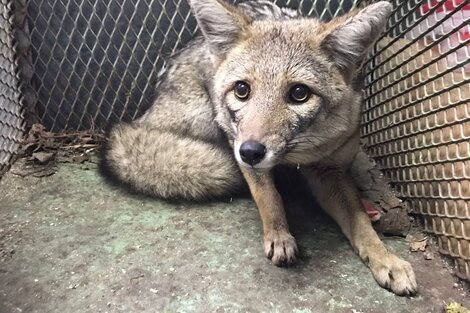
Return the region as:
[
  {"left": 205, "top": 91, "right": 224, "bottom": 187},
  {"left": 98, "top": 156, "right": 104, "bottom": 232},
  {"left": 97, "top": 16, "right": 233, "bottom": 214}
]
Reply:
[
  {"left": 241, "top": 168, "right": 298, "bottom": 266},
  {"left": 304, "top": 168, "right": 417, "bottom": 296}
]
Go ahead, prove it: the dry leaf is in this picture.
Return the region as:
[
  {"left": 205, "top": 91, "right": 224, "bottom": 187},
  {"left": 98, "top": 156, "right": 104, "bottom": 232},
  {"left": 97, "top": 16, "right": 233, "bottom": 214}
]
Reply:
[
  {"left": 72, "top": 154, "right": 89, "bottom": 164},
  {"left": 410, "top": 238, "right": 427, "bottom": 252},
  {"left": 445, "top": 302, "right": 470, "bottom": 313},
  {"left": 32, "top": 152, "right": 55, "bottom": 164}
]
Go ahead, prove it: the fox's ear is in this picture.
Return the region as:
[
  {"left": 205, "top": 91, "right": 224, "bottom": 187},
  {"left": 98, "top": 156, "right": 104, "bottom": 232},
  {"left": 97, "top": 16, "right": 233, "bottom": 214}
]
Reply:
[
  {"left": 321, "top": 1, "right": 392, "bottom": 72},
  {"left": 189, "top": 0, "right": 252, "bottom": 56}
]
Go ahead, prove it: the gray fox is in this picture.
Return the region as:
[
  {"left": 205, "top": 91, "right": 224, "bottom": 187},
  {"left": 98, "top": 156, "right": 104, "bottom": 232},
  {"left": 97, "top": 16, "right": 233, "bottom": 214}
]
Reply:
[{"left": 102, "top": 0, "right": 418, "bottom": 295}]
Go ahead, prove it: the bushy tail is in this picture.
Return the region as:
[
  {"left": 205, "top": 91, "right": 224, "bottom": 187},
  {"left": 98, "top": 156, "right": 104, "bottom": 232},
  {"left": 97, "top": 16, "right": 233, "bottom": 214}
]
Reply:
[{"left": 101, "top": 123, "right": 244, "bottom": 200}]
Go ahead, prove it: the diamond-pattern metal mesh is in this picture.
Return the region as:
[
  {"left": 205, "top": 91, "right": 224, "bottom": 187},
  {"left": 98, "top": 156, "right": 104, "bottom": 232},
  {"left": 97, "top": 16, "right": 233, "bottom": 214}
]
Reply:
[
  {"left": 28, "top": 0, "right": 196, "bottom": 131},
  {"left": 361, "top": 0, "right": 470, "bottom": 281},
  {"left": 27, "top": 0, "right": 358, "bottom": 131},
  {"left": 0, "top": 0, "right": 24, "bottom": 174},
  {"left": 3, "top": 0, "right": 470, "bottom": 282}
]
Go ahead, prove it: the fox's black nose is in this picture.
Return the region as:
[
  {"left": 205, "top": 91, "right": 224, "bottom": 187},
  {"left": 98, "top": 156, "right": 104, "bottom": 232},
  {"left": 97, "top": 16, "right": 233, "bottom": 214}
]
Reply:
[{"left": 239, "top": 140, "right": 266, "bottom": 166}]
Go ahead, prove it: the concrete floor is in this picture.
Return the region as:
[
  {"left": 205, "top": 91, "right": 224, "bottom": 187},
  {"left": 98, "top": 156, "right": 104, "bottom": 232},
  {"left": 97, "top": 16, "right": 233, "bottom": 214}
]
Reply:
[{"left": 0, "top": 160, "right": 469, "bottom": 313}]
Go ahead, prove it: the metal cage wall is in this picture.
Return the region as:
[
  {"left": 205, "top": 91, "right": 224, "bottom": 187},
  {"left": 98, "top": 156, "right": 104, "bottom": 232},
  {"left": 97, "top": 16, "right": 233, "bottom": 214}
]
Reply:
[
  {"left": 0, "top": 0, "right": 25, "bottom": 175},
  {"left": 26, "top": 0, "right": 358, "bottom": 132},
  {"left": 361, "top": 0, "right": 470, "bottom": 281},
  {"left": 0, "top": 0, "right": 469, "bottom": 282}
]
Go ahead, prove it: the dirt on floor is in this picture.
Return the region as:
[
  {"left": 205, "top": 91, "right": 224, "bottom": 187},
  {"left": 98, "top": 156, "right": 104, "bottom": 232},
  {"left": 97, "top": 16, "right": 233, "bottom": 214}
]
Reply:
[{"left": 0, "top": 158, "right": 469, "bottom": 313}]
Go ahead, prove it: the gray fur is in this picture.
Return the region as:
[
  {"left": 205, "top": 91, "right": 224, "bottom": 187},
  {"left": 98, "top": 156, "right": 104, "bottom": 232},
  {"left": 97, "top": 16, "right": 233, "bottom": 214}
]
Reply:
[
  {"left": 102, "top": 0, "right": 419, "bottom": 295},
  {"left": 106, "top": 123, "right": 242, "bottom": 199},
  {"left": 188, "top": 0, "right": 298, "bottom": 56},
  {"left": 189, "top": 0, "right": 247, "bottom": 55},
  {"left": 238, "top": 1, "right": 300, "bottom": 19},
  {"left": 103, "top": 0, "right": 392, "bottom": 200},
  {"left": 103, "top": 1, "right": 298, "bottom": 200},
  {"left": 321, "top": 2, "right": 393, "bottom": 71}
]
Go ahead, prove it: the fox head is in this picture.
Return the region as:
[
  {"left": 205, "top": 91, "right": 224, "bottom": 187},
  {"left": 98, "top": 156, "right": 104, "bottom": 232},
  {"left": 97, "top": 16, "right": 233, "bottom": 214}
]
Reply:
[{"left": 190, "top": 0, "right": 392, "bottom": 169}]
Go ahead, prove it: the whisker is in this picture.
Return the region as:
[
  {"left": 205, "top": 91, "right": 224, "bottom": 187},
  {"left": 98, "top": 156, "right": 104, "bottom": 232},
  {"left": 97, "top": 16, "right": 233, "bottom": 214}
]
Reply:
[{"left": 292, "top": 134, "right": 330, "bottom": 140}]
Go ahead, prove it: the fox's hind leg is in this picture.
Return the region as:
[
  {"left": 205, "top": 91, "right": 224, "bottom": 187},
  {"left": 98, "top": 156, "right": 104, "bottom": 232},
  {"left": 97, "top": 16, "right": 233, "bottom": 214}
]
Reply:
[{"left": 102, "top": 123, "right": 244, "bottom": 200}]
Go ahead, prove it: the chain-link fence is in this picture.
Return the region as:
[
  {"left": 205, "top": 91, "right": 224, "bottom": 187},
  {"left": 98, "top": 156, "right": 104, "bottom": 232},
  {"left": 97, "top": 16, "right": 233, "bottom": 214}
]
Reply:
[
  {"left": 361, "top": 0, "right": 470, "bottom": 281},
  {"left": 1, "top": 0, "right": 469, "bottom": 282},
  {"left": 27, "top": 0, "right": 358, "bottom": 132},
  {"left": 0, "top": 0, "right": 25, "bottom": 175},
  {"left": 1, "top": 0, "right": 359, "bottom": 174}
]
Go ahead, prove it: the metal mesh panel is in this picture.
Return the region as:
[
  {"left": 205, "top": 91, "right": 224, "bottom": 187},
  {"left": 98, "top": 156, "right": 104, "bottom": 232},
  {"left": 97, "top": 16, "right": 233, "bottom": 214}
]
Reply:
[
  {"left": 10, "top": 0, "right": 470, "bottom": 282},
  {"left": 27, "top": 0, "right": 358, "bottom": 131},
  {"left": 0, "top": 0, "right": 25, "bottom": 174},
  {"left": 361, "top": 0, "right": 470, "bottom": 281}
]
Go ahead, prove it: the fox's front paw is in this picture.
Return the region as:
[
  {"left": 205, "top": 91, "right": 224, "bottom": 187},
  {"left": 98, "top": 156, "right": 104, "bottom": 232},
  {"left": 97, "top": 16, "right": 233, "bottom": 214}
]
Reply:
[
  {"left": 264, "top": 230, "right": 298, "bottom": 266},
  {"left": 369, "top": 252, "right": 418, "bottom": 296}
]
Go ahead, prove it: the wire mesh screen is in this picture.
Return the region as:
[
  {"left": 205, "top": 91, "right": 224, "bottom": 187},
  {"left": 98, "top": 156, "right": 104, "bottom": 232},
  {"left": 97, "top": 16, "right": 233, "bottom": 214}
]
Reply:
[
  {"left": 0, "top": 0, "right": 25, "bottom": 174},
  {"left": 5, "top": 0, "right": 470, "bottom": 282},
  {"left": 27, "top": 0, "right": 358, "bottom": 131},
  {"left": 361, "top": 0, "right": 470, "bottom": 281}
]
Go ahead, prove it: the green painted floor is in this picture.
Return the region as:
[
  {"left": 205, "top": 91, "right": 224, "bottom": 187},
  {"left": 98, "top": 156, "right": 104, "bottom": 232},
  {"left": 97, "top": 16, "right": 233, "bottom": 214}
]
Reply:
[{"left": 0, "top": 161, "right": 468, "bottom": 313}]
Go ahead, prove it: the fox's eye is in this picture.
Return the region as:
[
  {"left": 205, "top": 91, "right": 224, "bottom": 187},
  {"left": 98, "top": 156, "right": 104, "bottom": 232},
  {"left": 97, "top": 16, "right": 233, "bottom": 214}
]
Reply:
[
  {"left": 289, "top": 84, "right": 311, "bottom": 103},
  {"left": 234, "top": 81, "right": 250, "bottom": 100}
]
